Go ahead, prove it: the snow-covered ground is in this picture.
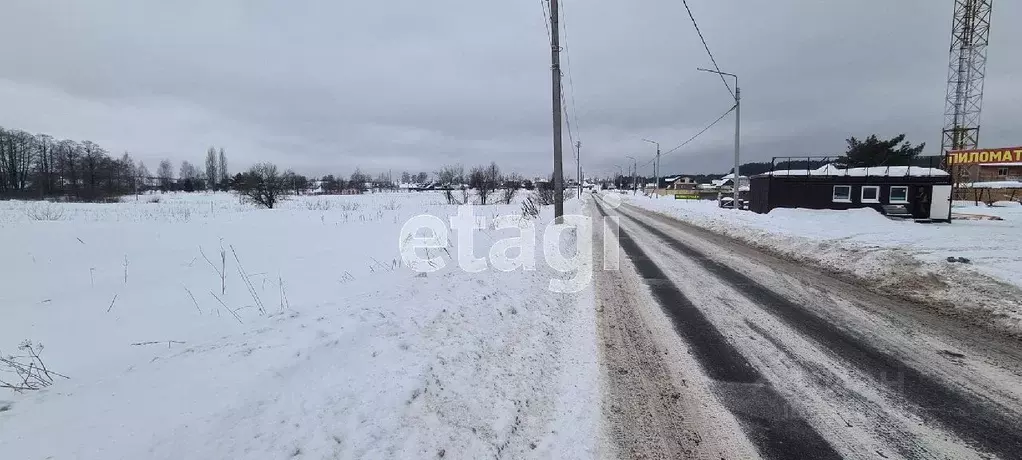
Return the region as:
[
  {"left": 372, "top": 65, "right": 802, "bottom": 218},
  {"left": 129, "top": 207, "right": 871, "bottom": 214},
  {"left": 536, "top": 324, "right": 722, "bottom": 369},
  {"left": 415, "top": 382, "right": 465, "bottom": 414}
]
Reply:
[
  {"left": 0, "top": 192, "right": 600, "bottom": 459},
  {"left": 621, "top": 193, "right": 1022, "bottom": 336}
]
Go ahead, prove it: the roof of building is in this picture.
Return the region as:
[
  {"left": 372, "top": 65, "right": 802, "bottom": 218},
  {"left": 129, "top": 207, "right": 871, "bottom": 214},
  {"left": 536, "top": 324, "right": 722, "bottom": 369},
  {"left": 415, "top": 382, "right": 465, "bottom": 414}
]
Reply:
[{"left": 756, "top": 165, "right": 948, "bottom": 178}]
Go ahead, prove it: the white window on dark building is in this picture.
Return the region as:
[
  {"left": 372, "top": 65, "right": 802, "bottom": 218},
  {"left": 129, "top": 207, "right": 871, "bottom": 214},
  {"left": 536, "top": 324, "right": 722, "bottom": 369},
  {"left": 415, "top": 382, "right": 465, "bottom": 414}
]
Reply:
[
  {"left": 861, "top": 186, "right": 880, "bottom": 203},
  {"left": 832, "top": 185, "right": 852, "bottom": 203},
  {"left": 889, "top": 186, "right": 909, "bottom": 204},
  {"left": 998, "top": 167, "right": 1009, "bottom": 177}
]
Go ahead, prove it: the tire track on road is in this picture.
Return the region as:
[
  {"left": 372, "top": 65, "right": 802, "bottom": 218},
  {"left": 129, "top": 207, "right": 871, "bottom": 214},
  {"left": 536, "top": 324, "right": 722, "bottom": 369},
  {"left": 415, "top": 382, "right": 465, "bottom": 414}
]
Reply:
[
  {"left": 594, "top": 199, "right": 841, "bottom": 459},
  {"left": 612, "top": 200, "right": 1022, "bottom": 459}
]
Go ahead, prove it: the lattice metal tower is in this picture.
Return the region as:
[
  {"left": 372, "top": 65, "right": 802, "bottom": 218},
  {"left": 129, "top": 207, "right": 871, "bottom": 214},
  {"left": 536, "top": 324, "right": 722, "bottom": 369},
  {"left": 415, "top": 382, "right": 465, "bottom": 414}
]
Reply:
[{"left": 942, "top": 0, "right": 993, "bottom": 156}]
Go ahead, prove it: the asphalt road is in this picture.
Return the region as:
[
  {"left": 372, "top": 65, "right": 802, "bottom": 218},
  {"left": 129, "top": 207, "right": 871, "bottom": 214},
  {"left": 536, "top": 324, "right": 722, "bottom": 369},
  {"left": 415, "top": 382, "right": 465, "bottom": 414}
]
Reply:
[{"left": 591, "top": 195, "right": 1022, "bottom": 460}]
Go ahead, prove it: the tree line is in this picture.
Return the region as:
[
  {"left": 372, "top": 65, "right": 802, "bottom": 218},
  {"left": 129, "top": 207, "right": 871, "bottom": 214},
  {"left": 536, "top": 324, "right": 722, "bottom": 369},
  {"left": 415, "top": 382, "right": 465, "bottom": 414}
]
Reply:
[
  {"left": 1, "top": 126, "right": 139, "bottom": 201},
  {"left": 0, "top": 125, "right": 238, "bottom": 201},
  {"left": 0, "top": 124, "right": 541, "bottom": 209}
]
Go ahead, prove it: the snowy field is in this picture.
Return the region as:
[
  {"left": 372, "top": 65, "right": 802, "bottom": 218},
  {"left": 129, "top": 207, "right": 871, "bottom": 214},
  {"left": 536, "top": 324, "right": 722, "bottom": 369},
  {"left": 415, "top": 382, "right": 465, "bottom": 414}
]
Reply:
[
  {"left": 0, "top": 192, "right": 600, "bottom": 459},
  {"left": 622, "top": 194, "right": 1022, "bottom": 336}
]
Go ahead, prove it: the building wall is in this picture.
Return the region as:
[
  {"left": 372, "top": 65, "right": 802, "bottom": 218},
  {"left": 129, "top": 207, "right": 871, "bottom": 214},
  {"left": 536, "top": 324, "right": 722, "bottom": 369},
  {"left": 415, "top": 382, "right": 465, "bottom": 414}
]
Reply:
[
  {"left": 750, "top": 176, "right": 950, "bottom": 218},
  {"left": 977, "top": 165, "right": 1022, "bottom": 182}
]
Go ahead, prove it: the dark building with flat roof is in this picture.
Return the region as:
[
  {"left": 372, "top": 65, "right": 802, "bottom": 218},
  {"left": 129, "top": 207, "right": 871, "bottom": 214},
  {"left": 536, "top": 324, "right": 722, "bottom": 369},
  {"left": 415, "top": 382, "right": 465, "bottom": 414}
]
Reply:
[{"left": 749, "top": 165, "right": 952, "bottom": 221}]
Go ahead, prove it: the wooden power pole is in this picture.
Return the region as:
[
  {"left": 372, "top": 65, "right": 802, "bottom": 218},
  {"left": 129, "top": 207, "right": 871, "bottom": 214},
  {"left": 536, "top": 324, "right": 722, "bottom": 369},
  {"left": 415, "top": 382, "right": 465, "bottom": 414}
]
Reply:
[{"left": 550, "top": 0, "right": 564, "bottom": 218}]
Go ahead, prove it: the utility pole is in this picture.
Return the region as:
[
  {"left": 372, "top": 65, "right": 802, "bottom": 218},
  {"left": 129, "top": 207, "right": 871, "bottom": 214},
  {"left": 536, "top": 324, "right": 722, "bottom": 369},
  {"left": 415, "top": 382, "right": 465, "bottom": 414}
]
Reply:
[
  {"left": 643, "top": 139, "right": 660, "bottom": 198},
  {"left": 734, "top": 84, "right": 740, "bottom": 209},
  {"left": 698, "top": 68, "right": 740, "bottom": 210},
  {"left": 626, "top": 155, "right": 637, "bottom": 195},
  {"left": 576, "top": 140, "right": 582, "bottom": 198},
  {"left": 550, "top": 0, "right": 564, "bottom": 218}
]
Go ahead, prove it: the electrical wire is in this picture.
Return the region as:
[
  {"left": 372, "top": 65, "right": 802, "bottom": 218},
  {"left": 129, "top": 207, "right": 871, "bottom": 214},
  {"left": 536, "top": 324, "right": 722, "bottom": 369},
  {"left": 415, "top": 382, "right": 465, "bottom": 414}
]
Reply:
[
  {"left": 540, "top": 0, "right": 552, "bottom": 45},
  {"left": 662, "top": 104, "right": 736, "bottom": 157},
  {"left": 559, "top": 0, "right": 583, "bottom": 147},
  {"left": 544, "top": 0, "right": 582, "bottom": 167},
  {"left": 635, "top": 104, "right": 737, "bottom": 168},
  {"left": 680, "top": 0, "right": 734, "bottom": 99}
]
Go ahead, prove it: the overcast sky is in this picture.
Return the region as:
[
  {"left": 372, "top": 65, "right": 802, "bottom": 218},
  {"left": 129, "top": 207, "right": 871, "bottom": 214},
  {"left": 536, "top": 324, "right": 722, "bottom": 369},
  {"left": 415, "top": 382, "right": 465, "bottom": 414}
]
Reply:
[{"left": 1, "top": 0, "right": 1019, "bottom": 178}]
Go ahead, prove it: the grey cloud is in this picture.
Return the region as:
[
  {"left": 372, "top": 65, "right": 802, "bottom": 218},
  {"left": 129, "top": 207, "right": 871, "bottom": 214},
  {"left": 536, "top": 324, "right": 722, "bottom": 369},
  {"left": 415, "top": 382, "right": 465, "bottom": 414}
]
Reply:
[{"left": 1, "top": 0, "right": 1019, "bottom": 178}]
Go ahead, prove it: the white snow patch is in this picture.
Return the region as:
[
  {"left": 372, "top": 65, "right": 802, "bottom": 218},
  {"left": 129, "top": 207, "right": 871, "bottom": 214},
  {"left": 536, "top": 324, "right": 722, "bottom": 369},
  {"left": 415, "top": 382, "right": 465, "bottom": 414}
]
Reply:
[
  {"left": 961, "top": 181, "right": 1022, "bottom": 189},
  {"left": 759, "top": 165, "right": 948, "bottom": 177},
  {"left": 622, "top": 195, "right": 1022, "bottom": 335},
  {"left": 0, "top": 192, "right": 600, "bottom": 459}
]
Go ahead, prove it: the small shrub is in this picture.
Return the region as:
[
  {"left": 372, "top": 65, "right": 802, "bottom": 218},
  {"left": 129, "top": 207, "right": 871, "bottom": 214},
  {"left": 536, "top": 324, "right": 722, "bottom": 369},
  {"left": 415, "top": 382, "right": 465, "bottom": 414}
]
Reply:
[
  {"left": 304, "top": 199, "right": 332, "bottom": 211},
  {"left": 521, "top": 197, "right": 540, "bottom": 219},
  {"left": 23, "top": 202, "right": 65, "bottom": 221},
  {"left": 1, "top": 341, "right": 67, "bottom": 392},
  {"left": 535, "top": 188, "right": 555, "bottom": 206},
  {"left": 147, "top": 196, "right": 162, "bottom": 204}
]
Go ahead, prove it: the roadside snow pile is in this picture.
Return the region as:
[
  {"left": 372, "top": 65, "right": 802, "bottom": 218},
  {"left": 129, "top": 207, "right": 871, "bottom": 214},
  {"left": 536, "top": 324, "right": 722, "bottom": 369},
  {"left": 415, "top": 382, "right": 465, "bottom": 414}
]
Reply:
[
  {"left": 0, "top": 192, "right": 599, "bottom": 459},
  {"left": 623, "top": 195, "right": 1022, "bottom": 336}
]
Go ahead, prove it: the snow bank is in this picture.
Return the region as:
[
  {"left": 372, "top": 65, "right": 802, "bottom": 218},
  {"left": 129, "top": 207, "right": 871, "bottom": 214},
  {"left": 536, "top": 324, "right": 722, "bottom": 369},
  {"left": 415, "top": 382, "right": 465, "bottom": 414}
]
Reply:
[
  {"left": 961, "top": 181, "right": 1022, "bottom": 189},
  {"left": 622, "top": 195, "right": 1022, "bottom": 335},
  {"left": 0, "top": 192, "right": 600, "bottom": 459},
  {"left": 760, "top": 165, "right": 948, "bottom": 177}
]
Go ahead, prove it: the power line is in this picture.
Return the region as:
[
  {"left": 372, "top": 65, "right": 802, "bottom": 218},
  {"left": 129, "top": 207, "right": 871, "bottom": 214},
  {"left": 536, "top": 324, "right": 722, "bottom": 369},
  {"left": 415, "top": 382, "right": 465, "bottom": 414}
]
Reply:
[
  {"left": 662, "top": 103, "right": 735, "bottom": 155},
  {"left": 662, "top": 104, "right": 736, "bottom": 156},
  {"left": 635, "top": 104, "right": 736, "bottom": 168},
  {"left": 562, "top": 91, "right": 577, "bottom": 159},
  {"left": 540, "top": 0, "right": 552, "bottom": 45},
  {"left": 559, "top": 0, "right": 582, "bottom": 146},
  {"left": 546, "top": 0, "right": 582, "bottom": 167},
  {"left": 680, "top": 0, "right": 734, "bottom": 99}
]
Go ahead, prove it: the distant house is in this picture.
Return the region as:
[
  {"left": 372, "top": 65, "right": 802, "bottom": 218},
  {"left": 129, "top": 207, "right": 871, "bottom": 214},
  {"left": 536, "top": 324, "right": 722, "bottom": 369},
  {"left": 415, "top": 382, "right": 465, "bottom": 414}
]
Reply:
[
  {"left": 713, "top": 173, "right": 749, "bottom": 190},
  {"left": 664, "top": 176, "right": 696, "bottom": 190}
]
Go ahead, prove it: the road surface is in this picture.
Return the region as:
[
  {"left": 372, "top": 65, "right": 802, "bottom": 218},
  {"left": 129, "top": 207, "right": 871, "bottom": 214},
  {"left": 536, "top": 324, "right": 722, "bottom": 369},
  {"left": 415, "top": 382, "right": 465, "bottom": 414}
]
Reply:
[{"left": 590, "top": 195, "right": 1022, "bottom": 459}]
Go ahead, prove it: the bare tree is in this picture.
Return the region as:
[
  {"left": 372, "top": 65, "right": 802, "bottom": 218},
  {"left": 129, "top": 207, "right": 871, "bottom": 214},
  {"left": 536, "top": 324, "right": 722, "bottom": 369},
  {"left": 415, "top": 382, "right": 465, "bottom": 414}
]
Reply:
[
  {"left": 57, "top": 140, "right": 81, "bottom": 195},
  {"left": 349, "top": 169, "right": 370, "bottom": 192},
  {"left": 1, "top": 128, "right": 37, "bottom": 195},
  {"left": 282, "top": 169, "right": 311, "bottom": 195},
  {"left": 179, "top": 160, "right": 198, "bottom": 180},
  {"left": 237, "top": 162, "right": 287, "bottom": 208},
  {"left": 501, "top": 172, "right": 522, "bottom": 204},
  {"left": 81, "top": 141, "right": 106, "bottom": 199},
  {"left": 34, "top": 134, "right": 56, "bottom": 195},
  {"left": 119, "top": 152, "right": 135, "bottom": 195},
  {"left": 468, "top": 162, "right": 500, "bottom": 205},
  {"left": 157, "top": 159, "right": 174, "bottom": 191},
  {"left": 205, "top": 146, "right": 218, "bottom": 190},
  {"left": 217, "top": 148, "right": 228, "bottom": 186},
  {"left": 136, "top": 160, "right": 150, "bottom": 189},
  {"left": 437, "top": 164, "right": 464, "bottom": 204},
  {"left": 535, "top": 174, "right": 555, "bottom": 206},
  {"left": 0, "top": 124, "right": 152, "bottom": 200},
  {"left": 179, "top": 160, "right": 201, "bottom": 191}
]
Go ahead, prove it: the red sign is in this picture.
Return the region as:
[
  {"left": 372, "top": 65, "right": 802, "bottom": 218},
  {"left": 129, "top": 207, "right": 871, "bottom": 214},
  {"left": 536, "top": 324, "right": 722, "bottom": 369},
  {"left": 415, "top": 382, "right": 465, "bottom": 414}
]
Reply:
[{"left": 947, "top": 147, "right": 1022, "bottom": 165}]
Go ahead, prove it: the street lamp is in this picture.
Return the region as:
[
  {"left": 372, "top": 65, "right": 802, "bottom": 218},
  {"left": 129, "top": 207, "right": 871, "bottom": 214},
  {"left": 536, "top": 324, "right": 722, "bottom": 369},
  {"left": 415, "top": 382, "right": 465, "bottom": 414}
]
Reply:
[
  {"left": 626, "top": 155, "right": 638, "bottom": 195},
  {"left": 697, "top": 67, "right": 740, "bottom": 210},
  {"left": 642, "top": 138, "right": 660, "bottom": 198}
]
